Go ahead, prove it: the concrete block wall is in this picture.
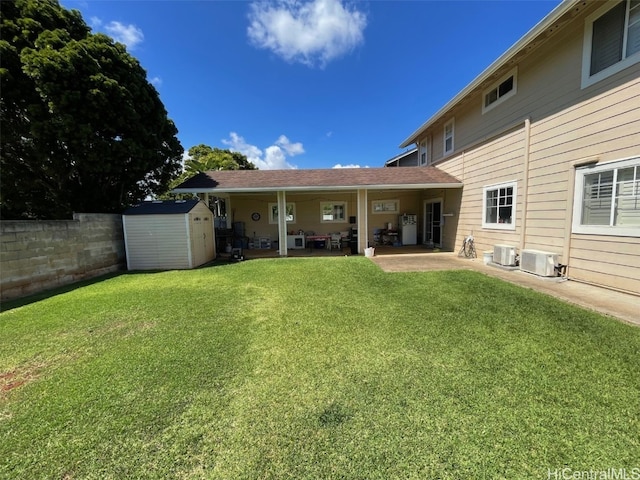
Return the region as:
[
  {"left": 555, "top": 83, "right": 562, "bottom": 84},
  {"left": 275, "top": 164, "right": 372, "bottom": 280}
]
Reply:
[{"left": 1, "top": 213, "right": 126, "bottom": 301}]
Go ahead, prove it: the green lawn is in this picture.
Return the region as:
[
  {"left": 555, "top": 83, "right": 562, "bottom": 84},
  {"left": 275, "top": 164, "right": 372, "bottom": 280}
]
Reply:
[{"left": 1, "top": 257, "right": 639, "bottom": 479}]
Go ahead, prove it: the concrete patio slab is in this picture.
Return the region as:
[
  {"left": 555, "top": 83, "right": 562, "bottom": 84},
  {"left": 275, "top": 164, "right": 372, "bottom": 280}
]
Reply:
[{"left": 369, "top": 251, "right": 639, "bottom": 327}]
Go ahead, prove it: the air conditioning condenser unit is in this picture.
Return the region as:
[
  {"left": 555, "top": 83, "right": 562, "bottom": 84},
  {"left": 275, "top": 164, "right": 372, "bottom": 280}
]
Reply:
[
  {"left": 493, "top": 244, "right": 516, "bottom": 266},
  {"left": 520, "top": 249, "right": 558, "bottom": 277}
]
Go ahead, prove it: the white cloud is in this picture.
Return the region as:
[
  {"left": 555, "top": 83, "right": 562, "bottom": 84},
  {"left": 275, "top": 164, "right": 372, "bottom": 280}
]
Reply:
[
  {"left": 275, "top": 135, "right": 305, "bottom": 156},
  {"left": 149, "top": 76, "right": 162, "bottom": 87},
  {"left": 333, "top": 163, "right": 367, "bottom": 169},
  {"left": 89, "top": 16, "right": 102, "bottom": 29},
  {"left": 222, "top": 132, "right": 303, "bottom": 170},
  {"left": 247, "top": 0, "right": 367, "bottom": 68},
  {"left": 105, "top": 21, "right": 144, "bottom": 50}
]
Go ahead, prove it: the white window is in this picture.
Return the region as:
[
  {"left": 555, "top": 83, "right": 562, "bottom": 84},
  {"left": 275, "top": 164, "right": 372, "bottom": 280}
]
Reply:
[
  {"left": 269, "top": 202, "right": 296, "bottom": 224},
  {"left": 419, "top": 140, "right": 428, "bottom": 166},
  {"left": 372, "top": 199, "right": 399, "bottom": 214},
  {"left": 444, "top": 119, "right": 454, "bottom": 155},
  {"left": 482, "top": 67, "right": 517, "bottom": 113},
  {"left": 483, "top": 181, "right": 517, "bottom": 230},
  {"left": 582, "top": 0, "right": 640, "bottom": 88},
  {"left": 321, "top": 202, "right": 347, "bottom": 222},
  {"left": 572, "top": 157, "right": 640, "bottom": 236}
]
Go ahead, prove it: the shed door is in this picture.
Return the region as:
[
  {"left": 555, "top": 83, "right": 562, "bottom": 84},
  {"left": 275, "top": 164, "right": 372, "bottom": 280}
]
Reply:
[{"left": 191, "top": 215, "right": 213, "bottom": 267}]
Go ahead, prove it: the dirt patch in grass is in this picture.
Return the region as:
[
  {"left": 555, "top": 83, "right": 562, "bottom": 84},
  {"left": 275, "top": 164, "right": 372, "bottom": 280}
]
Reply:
[{"left": 0, "top": 365, "right": 41, "bottom": 396}]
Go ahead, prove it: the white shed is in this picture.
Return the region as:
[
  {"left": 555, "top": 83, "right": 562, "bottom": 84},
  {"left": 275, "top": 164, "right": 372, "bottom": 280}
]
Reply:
[{"left": 122, "top": 200, "right": 216, "bottom": 270}]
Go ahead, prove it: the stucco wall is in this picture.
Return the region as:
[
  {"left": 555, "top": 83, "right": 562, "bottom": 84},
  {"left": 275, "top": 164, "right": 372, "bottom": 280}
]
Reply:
[{"left": 1, "top": 213, "right": 125, "bottom": 301}]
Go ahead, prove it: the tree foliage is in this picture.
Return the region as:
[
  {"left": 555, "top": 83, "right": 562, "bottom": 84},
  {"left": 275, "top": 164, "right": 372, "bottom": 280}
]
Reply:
[
  {"left": 0, "top": 0, "right": 184, "bottom": 219},
  {"left": 165, "top": 144, "right": 257, "bottom": 197},
  {"left": 185, "top": 144, "right": 256, "bottom": 173}
]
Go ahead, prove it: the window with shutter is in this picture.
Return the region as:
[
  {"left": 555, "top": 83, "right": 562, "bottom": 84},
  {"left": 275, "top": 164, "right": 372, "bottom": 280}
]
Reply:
[
  {"left": 582, "top": 0, "right": 640, "bottom": 87},
  {"left": 572, "top": 157, "right": 640, "bottom": 236}
]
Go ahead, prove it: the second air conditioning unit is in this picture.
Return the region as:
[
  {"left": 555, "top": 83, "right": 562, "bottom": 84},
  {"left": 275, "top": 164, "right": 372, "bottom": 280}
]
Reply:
[
  {"left": 493, "top": 244, "right": 516, "bottom": 266},
  {"left": 520, "top": 249, "right": 558, "bottom": 277}
]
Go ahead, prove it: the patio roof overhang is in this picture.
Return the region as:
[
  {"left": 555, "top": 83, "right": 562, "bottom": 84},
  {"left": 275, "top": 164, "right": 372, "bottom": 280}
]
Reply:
[{"left": 171, "top": 166, "right": 463, "bottom": 195}]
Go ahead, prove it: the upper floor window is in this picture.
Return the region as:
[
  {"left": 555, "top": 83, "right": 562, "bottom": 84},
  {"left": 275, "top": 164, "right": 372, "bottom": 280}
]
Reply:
[
  {"left": 572, "top": 157, "right": 640, "bottom": 236},
  {"left": 321, "top": 202, "right": 347, "bottom": 222},
  {"left": 582, "top": 0, "right": 640, "bottom": 88},
  {"left": 444, "top": 119, "right": 454, "bottom": 155},
  {"left": 482, "top": 68, "right": 517, "bottom": 113},
  {"left": 483, "top": 181, "right": 517, "bottom": 230},
  {"left": 419, "top": 140, "right": 428, "bottom": 166}
]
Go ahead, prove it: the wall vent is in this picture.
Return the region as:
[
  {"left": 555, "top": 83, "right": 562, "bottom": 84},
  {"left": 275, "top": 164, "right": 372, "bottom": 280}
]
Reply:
[
  {"left": 493, "top": 245, "right": 516, "bottom": 266},
  {"left": 520, "top": 249, "right": 558, "bottom": 277}
]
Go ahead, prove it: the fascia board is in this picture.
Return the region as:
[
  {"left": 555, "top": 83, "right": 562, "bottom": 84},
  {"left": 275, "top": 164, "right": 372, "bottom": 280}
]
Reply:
[
  {"left": 172, "top": 183, "right": 462, "bottom": 195},
  {"left": 399, "top": 0, "right": 578, "bottom": 148}
]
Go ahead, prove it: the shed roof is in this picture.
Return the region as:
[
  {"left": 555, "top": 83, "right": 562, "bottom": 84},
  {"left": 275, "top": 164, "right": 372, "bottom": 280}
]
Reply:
[
  {"left": 123, "top": 200, "right": 203, "bottom": 215},
  {"left": 172, "top": 166, "right": 461, "bottom": 194}
]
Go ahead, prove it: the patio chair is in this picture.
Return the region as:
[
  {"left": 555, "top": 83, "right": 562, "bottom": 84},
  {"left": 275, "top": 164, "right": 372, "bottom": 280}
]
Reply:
[{"left": 330, "top": 233, "right": 342, "bottom": 250}]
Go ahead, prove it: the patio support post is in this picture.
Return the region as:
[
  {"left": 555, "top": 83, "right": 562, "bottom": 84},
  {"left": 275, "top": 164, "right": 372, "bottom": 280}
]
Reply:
[
  {"left": 357, "top": 189, "right": 368, "bottom": 254},
  {"left": 277, "top": 190, "right": 288, "bottom": 256}
]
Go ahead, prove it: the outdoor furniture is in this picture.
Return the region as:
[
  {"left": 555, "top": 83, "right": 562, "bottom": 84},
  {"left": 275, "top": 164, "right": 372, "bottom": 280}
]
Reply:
[
  {"left": 306, "top": 235, "right": 331, "bottom": 251},
  {"left": 330, "top": 233, "right": 342, "bottom": 250}
]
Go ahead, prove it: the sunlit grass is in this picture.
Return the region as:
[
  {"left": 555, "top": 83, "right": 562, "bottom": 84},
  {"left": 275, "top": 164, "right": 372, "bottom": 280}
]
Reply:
[{"left": 1, "top": 257, "right": 639, "bottom": 479}]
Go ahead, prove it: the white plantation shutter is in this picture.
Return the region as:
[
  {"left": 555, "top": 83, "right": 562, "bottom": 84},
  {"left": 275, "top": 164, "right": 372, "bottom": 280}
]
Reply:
[
  {"left": 582, "top": 171, "right": 614, "bottom": 225},
  {"left": 615, "top": 166, "right": 640, "bottom": 226}
]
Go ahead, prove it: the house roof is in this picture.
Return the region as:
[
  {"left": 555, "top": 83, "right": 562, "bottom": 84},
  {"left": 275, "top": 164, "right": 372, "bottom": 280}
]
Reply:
[
  {"left": 172, "top": 166, "right": 462, "bottom": 194},
  {"left": 384, "top": 147, "right": 418, "bottom": 167},
  {"left": 399, "top": 0, "right": 581, "bottom": 148},
  {"left": 123, "top": 199, "right": 203, "bottom": 215}
]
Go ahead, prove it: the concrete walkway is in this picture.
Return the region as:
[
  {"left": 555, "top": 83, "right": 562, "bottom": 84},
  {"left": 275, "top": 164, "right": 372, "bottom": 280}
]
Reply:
[{"left": 369, "top": 251, "right": 639, "bottom": 327}]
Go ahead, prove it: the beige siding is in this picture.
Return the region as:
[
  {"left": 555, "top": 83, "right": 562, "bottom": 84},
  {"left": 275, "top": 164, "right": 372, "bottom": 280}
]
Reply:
[
  {"left": 437, "top": 127, "right": 526, "bottom": 255},
  {"left": 422, "top": 3, "right": 640, "bottom": 293},
  {"left": 124, "top": 215, "right": 190, "bottom": 270},
  {"left": 568, "top": 236, "right": 640, "bottom": 295}
]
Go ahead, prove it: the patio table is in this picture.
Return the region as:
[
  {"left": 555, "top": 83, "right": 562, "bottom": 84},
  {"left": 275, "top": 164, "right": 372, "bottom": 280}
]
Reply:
[{"left": 306, "top": 235, "right": 331, "bottom": 251}]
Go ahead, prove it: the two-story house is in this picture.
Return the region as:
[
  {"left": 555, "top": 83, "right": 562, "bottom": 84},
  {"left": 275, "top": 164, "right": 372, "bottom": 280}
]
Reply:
[
  {"left": 174, "top": 0, "right": 639, "bottom": 294},
  {"left": 398, "top": 0, "right": 639, "bottom": 294}
]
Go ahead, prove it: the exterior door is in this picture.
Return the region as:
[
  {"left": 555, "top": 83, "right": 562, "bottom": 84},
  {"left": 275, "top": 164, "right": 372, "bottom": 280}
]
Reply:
[
  {"left": 191, "top": 215, "right": 214, "bottom": 267},
  {"left": 424, "top": 200, "right": 442, "bottom": 247}
]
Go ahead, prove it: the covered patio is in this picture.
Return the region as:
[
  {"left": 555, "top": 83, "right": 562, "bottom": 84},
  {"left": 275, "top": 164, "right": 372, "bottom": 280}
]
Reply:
[
  {"left": 233, "top": 243, "right": 436, "bottom": 260},
  {"left": 172, "top": 167, "right": 463, "bottom": 256}
]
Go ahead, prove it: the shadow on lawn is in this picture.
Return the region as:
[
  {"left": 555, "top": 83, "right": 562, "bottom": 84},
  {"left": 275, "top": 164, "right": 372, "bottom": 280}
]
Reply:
[
  {"left": 0, "top": 259, "right": 245, "bottom": 313},
  {"left": 0, "top": 271, "right": 128, "bottom": 312}
]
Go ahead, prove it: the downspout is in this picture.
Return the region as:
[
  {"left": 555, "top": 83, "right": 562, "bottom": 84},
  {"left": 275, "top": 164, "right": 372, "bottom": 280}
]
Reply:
[
  {"left": 519, "top": 117, "right": 531, "bottom": 253},
  {"left": 277, "top": 190, "right": 288, "bottom": 256}
]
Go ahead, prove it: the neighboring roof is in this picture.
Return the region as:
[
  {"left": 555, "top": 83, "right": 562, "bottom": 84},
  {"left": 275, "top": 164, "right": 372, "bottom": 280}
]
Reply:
[
  {"left": 399, "top": 0, "right": 581, "bottom": 148},
  {"left": 172, "top": 167, "right": 462, "bottom": 194},
  {"left": 384, "top": 147, "right": 418, "bottom": 167},
  {"left": 123, "top": 200, "right": 203, "bottom": 215}
]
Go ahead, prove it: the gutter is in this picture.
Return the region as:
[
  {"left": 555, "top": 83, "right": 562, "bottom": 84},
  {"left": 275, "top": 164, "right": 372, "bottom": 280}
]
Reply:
[
  {"left": 172, "top": 183, "right": 463, "bottom": 195},
  {"left": 399, "top": 0, "right": 577, "bottom": 148}
]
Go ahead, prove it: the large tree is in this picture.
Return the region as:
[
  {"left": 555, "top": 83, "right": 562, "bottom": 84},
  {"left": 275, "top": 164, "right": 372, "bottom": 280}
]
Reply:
[
  {"left": 0, "top": 0, "right": 183, "bottom": 219},
  {"left": 166, "top": 144, "right": 257, "bottom": 194}
]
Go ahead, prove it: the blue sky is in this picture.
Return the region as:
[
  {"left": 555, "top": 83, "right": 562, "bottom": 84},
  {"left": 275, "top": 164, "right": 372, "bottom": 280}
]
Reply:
[{"left": 62, "top": 0, "right": 561, "bottom": 170}]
